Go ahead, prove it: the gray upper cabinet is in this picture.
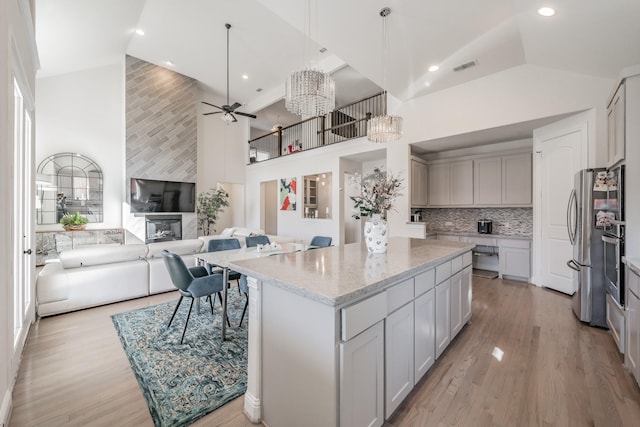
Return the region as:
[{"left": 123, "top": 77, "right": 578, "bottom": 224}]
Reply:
[
  {"left": 473, "top": 157, "right": 502, "bottom": 205},
  {"left": 410, "top": 159, "right": 428, "bottom": 207},
  {"left": 427, "top": 161, "right": 473, "bottom": 207},
  {"left": 428, "top": 150, "right": 532, "bottom": 208},
  {"left": 427, "top": 163, "right": 450, "bottom": 206},
  {"left": 501, "top": 153, "right": 532, "bottom": 206},
  {"left": 607, "top": 82, "right": 625, "bottom": 168}
]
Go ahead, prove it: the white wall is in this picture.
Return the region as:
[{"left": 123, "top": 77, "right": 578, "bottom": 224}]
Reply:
[
  {"left": 35, "top": 61, "right": 126, "bottom": 230},
  {"left": 246, "top": 65, "right": 615, "bottom": 245}
]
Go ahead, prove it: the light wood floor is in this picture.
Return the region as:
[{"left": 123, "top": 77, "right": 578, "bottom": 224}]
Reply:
[{"left": 9, "top": 277, "right": 640, "bottom": 426}]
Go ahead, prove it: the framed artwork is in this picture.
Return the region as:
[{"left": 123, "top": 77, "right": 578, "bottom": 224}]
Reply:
[{"left": 280, "top": 178, "right": 297, "bottom": 210}]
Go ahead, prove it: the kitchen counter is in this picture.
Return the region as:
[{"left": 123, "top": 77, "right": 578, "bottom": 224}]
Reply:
[
  {"left": 229, "top": 237, "right": 475, "bottom": 425},
  {"left": 431, "top": 230, "right": 532, "bottom": 240},
  {"left": 230, "top": 237, "right": 473, "bottom": 307}
]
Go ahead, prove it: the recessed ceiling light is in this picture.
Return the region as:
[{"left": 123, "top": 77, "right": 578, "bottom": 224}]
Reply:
[
  {"left": 428, "top": 65, "right": 439, "bottom": 72},
  {"left": 242, "top": 74, "right": 249, "bottom": 80},
  {"left": 165, "top": 61, "right": 174, "bottom": 66},
  {"left": 135, "top": 29, "right": 145, "bottom": 36},
  {"left": 537, "top": 7, "right": 556, "bottom": 17},
  {"left": 424, "top": 82, "right": 431, "bottom": 87}
]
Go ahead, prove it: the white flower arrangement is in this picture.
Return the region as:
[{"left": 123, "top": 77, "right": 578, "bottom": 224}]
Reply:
[{"left": 350, "top": 167, "right": 403, "bottom": 221}]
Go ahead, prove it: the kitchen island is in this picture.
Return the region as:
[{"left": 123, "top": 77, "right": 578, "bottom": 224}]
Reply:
[{"left": 229, "top": 237, "right": 474, "bottom": 426}]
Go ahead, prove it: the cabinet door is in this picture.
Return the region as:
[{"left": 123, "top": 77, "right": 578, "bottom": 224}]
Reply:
[
  {"left": 411, "top": 159, "right": 428, "bottom": 207},
  {"left": 385, "top": 302, "right": 415, "bottom": 418},
  {"left": 627, "top": 269, "right": 640, "bottom": 382},
  {"left": 435, "top": 279, "right": 451, "bottom": 359},
  {"left": 607, "top": 83, "right": 625, "bottom": 167},
  {"left": 462, "top": 266, "right": 472, "bottom": 324},
  {"left": 414, "top": 289, "right": 435, "bottom": 384},
  {"left": 502, "top": 153, "right": 532, "bottom": 205},
  {"left": 499, "top": 245, "right": 530, "bottom": 280},
  {"left": 340, "top": 321, "right": 384, "bottom": 427},
  {"left": 474, "top": 157, "right": 502, "bottom": 205},
  {"left": 450, "top": 271, "right": 463, "bottom": 338},
  {"left": 450, "top": 160, "right": 474, "bottom": 205},
  {"left": 427, "top": 163, "right": 450, "bottom": 206}
]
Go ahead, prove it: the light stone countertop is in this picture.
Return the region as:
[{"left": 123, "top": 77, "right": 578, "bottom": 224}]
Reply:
[
  {"left": 426, "top": 230, "right": 532, "bottom": 240},
  {"left": 229, "top": 237, "right": 474, "bottom": 307}
]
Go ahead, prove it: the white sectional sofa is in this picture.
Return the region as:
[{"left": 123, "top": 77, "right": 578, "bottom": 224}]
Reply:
[{"left": 36, "top": 229, "right": 294, "bottom": 317}]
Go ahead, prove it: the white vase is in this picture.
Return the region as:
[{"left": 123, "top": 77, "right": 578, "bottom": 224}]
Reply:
[{"left": 364, "top": 215, "right": 388, "bottom": 254}]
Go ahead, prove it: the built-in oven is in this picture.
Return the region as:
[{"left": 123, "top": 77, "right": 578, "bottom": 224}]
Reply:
[
  {"left": 603, "top": 164, "right": 624, "bottom": 306},
  {"left": 603, "top": 227, "right": 624, "bottom": 306}
]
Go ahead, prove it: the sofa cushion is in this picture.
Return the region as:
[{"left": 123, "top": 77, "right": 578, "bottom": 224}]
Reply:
[
  {"left": 220, "top": 227, "right": 236, "bottom": 237},
  {"left": 146, "top": 239, "right": 204, "bottom": 258},
  {"left": 232, "top": 227, "right": 265, "bottom": 237},
  {"left": 59, "top": 244, "right": 148, "bottom": 269}
]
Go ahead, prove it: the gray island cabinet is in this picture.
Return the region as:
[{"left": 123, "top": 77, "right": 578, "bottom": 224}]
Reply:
[{"left": 230, "top": 237, "right": 474, "bottom": 426}]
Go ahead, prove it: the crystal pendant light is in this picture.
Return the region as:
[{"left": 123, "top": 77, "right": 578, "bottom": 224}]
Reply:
[
  {"left": 367, "top": 7, "right": 403, "bottom": 143},
  {"left": 285, "top": 0, "right": 335, "bottom": 116}
]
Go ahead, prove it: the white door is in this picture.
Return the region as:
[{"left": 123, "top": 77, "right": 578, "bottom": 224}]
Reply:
[
  {"left": 261, "top": 181, "right": 278, "bottom": 235},
  {"left": 343, "top": 172, "right": 361, "bottom": 244},
  {"left": 534, "top": 114, "right": 588, "bottom": 293},
  {"left": 12, "top": 76, "right": 35, "bottom": 375}
]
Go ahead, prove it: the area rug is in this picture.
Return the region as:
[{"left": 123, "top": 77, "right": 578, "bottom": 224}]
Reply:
[{"left": 112, "top": 291, "right": 248, "bottom": 427}]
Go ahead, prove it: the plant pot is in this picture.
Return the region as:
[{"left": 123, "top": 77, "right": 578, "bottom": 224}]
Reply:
[
  {"left": 364, "top": 215, "right": 388, "bottom": 254},
  {"left": 64, "top": 224, "right": 86, "bottom": 231}
]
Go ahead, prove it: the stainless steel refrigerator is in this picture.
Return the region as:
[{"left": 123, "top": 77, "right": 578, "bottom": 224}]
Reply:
[{"left": 566, "top": 168, "right": 608, "bottom": 328}]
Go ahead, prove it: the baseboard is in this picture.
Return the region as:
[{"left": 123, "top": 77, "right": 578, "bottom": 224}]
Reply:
[
  {"left": 243, "top": 391, "right": 262, "bottom": 423},
  {"left": 0, "top": 388, "right": 12, "bottom": 427}
]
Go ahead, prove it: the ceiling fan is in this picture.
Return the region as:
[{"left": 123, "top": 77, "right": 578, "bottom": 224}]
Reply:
[{"left": 202, "top": 23, "right": 256, "bottom": 123}]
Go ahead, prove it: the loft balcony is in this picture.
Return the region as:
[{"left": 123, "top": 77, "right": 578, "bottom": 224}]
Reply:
[{"left": 248, "top": 91, "right": 386, "bottom": 164}]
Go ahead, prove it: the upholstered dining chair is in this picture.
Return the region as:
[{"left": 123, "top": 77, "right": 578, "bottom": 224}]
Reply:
[
  {"left": 309, "top": 236, "right": 332, "bottom": 248},
  {"left": 238, "top": 275, "right": 249, "bottom": 327},
  {"left": 245, "top": 235, "right": 271, "bottom": 247},
  {"left": 207, "top": 238, "right": 243, "bottom": 293},
  {"left": 161, "top": 249, "right": 227, "bottom": 344}
]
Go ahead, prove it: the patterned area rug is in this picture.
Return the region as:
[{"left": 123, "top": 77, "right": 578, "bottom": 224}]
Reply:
[{"left": 112, "top": 291, "right": 248, "bottom": 427}]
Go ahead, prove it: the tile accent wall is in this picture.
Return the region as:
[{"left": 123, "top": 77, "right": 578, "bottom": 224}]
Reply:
[
  {"left": 125, "top": 55, "right": 198, "bottom": 239},
  {"left": 423, "top": 208, "right": 533, "bottom": 237}
]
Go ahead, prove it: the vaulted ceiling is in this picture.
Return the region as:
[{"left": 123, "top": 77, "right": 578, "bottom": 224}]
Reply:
[{"left": 36, "top": 0, "right": 640, "bottom": 144}]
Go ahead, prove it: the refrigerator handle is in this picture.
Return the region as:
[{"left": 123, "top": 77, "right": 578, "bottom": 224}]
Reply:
[
  {"left": 566, "top": 189, "right": 577, "bottom": 245},
  {"left": 566, "top": 259, "right": 581, "bottom": 272}
]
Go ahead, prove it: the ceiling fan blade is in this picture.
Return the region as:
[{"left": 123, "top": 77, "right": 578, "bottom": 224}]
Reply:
[
  {"left": 202, "top": 101, "right": 222, "bottom": 109},
  {"left": 231, "top": 113, "right": 238, "bottom": 123},
  {"left": 203, "top": 111, "right": 223, "bottom": 116},
  {"left": 229, "top": 102, "right": 242, "bottom": 111},
  {"left": 235, "top": 111, "right": 257, "bottom": 119}
]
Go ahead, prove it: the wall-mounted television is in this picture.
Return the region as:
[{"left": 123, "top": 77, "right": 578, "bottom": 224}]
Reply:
[{"left": 130, "top": 178, "right": 196, "bottom": 213}]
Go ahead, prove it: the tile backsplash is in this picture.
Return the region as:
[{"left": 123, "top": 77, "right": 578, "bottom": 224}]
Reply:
[{"left": 421, "top": 208, "right": 533, "bottom": 236}]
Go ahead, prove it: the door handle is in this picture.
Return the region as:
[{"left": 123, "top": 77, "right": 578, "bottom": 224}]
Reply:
[
  {"left": 23, "top": 249, "right": 32, "bottom": 255},
  {"left": 566, "top": 259, "right": 581, "bottom": 272}
]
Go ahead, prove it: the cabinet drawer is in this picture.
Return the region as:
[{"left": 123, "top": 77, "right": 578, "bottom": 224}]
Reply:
[
  {"left": 415, "top": 269, "right": 435, "bottom": 297},
  {"left": 451, "top": 255, "right": 463, "bottom": 273},
  {"left": 467, "top": 237, "right": 496, "bottom": 247},
  {"left": 497, "top": 238, "right": 530, "bottom": 249},
  {"left": 435, "top": 261, "right": 452, "bottom": 284},
  {"left": 342, "top": 292, "right": 388, "bottom": 341},
  {"left": 387, "top": 278, "right": 414, "bottom": 314},
  {"left": 463, "top": 251, "right": 472, "bottom": 267}
]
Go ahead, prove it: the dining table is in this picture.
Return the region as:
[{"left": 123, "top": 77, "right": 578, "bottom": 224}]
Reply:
[{"left": 194, "top": 242, "right": 308, "bottom": 339}]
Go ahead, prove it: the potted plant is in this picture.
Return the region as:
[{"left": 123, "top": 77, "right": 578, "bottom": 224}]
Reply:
[
  {"left": 60, "top": 211, "right": 89, "bottom": 231},
  {"left": 351, "top": 167, "right": 403, "bottom": 253},
  {"left": 197, "top": 186, "right": 230, "bottom": 236}
]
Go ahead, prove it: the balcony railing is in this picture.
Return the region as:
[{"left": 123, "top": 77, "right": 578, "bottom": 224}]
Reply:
[{"left": 248, "top": 91, "right": 386, "bottom": 164}]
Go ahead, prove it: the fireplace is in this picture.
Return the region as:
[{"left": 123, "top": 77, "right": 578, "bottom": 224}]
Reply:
[{"left": 145, "top": 215, "right": 182, "bottom": 243}]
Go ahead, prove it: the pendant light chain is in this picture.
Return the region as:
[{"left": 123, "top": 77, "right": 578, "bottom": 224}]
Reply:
[{"left": 367, "top": 6, "right": 404, "bottom": 143}]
